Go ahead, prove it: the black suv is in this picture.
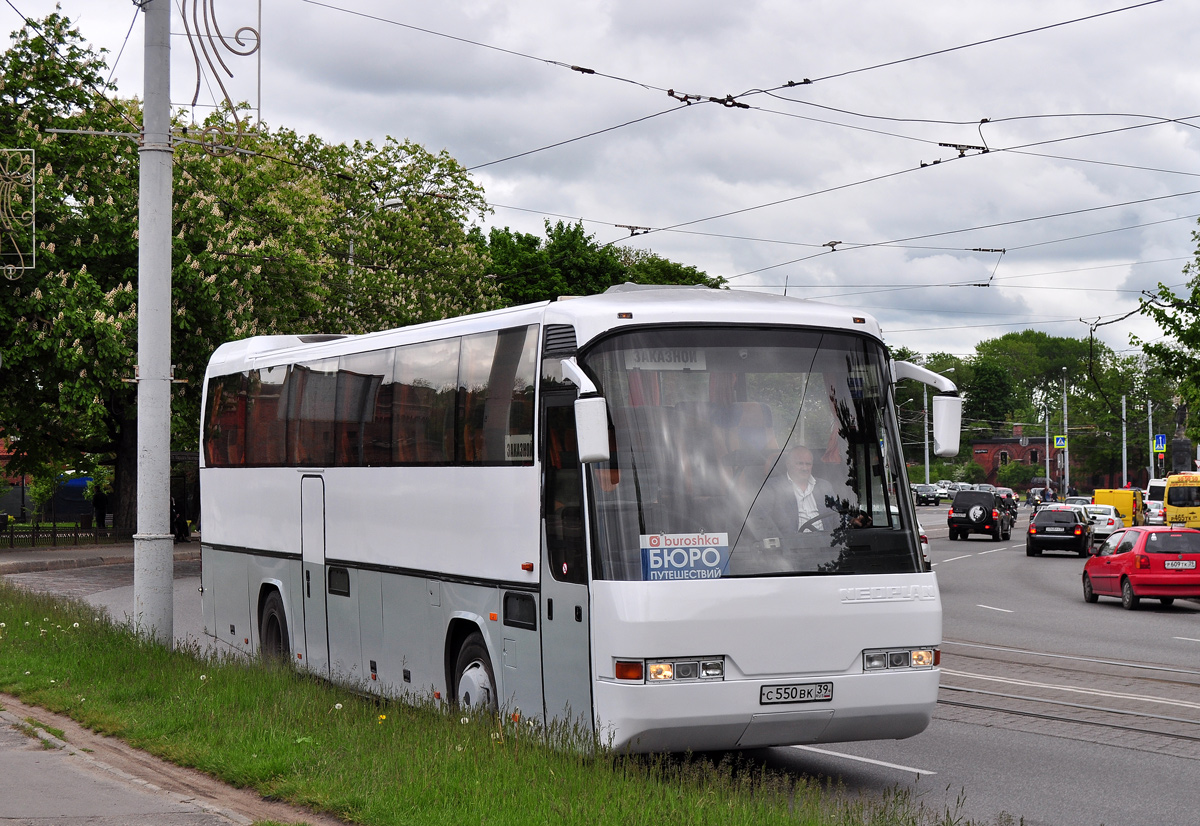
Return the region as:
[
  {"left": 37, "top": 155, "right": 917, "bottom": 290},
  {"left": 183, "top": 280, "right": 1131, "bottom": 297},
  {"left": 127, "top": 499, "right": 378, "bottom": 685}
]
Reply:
[{"left": 947, "top": 490, "right": 1013, "bottom": 541}]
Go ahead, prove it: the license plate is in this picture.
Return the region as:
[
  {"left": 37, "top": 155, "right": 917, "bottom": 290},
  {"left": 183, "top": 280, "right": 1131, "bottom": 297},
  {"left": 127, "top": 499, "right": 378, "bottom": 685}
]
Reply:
[
  {"left": 1165, "top": 560, "right": 1197, "bottom": 570},
  {"left": 760, "top": 682, "right": 833, "bottom": 705},
  {"left": 1045, "top": 527, "right": 1064, "bottom": 533}
]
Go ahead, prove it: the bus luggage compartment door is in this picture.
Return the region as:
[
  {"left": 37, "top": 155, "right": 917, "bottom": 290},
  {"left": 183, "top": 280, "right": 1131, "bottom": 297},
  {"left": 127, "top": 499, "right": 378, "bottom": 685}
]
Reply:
[{"left": 301, "top": 475, "right": 329, "bottom": 675}]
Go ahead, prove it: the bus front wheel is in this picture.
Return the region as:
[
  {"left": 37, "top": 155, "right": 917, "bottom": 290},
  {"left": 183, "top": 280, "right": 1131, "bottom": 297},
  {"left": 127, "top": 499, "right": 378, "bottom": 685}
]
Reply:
[
  {"left": 260, "top": 591, "right": 290, "bottom": 660},
  {"left": 454, "top": 632, "right": 497, "bottom": 712}
]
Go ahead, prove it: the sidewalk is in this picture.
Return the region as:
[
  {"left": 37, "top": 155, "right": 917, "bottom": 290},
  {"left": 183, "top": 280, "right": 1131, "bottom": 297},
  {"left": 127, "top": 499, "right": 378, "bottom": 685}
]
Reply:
[{"left": 0, "top": 539, "right": 200, "bottom": 575}]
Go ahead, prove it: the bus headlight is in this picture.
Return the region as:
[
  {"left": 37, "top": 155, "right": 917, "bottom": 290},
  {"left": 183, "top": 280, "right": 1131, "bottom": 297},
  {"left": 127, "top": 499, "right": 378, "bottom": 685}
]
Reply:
[
  {"left": 648, "top": 662, "right": 674, "bottom": 681},
  {"left": 617, "top": 656, "right": 725, "bottom": 682},
  {"left": 863, "top": 647, "right": 939, "bottom": 671},
  {"left": 910, "top": 649, "right": 936, "bottom": 668}
]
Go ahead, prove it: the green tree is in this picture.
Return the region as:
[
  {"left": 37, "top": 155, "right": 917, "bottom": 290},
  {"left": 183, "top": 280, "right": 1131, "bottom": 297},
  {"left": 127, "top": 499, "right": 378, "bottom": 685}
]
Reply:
[
  {"left": 477, "top": 221, "right": 722, "bottom": 305},
  {"left": 0, "top": 13, "right": 141, "bottom": 526},
  {"left": 962, "top": 358, "right": 1017, "bottom": 436},
  {"left": 615, "top": 247, "right": 725, "bottom": 290},
  {"left": 1, "top": 14, "right": 503, "bottom": 531},
  {"left": 996, "top": 460, "right": 1037, "bottom": 490},
  {"left": 962, "top": 461, "right": 986, "bottom": 484},
  {"left": 1139, "top": 222, "right": 1200, "bottom": 446}
]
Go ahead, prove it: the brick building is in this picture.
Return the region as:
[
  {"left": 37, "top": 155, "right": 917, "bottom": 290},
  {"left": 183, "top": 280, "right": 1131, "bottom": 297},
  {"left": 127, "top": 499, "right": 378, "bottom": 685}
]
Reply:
[{"left": 970, "top": 426, "right": 1064, "bottom": 489}]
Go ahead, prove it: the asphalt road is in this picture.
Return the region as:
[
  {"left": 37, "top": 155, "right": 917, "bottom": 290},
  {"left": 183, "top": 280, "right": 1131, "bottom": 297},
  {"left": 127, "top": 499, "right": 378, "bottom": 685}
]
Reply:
[
  {"left": 772, "top": 504, "right": 1200, "bottom": 826},
  {"left": 6, "top": 514, "right": 1200, "bottom": 825}
]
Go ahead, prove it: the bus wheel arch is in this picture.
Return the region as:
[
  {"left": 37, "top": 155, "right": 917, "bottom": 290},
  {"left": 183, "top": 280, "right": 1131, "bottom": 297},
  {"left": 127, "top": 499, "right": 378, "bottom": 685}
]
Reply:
[
  {"left": 445, "top": 620, "right": 497, "bottom": 712},
  {"left": 258, "top": 586, "right": 290, "bottom": 659}
]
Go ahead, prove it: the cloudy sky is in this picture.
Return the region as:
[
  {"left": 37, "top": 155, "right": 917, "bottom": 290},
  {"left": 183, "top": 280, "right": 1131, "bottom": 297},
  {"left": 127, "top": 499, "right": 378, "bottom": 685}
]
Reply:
[{"left": 6, "top": 0, "right": 1200, "bottom": 361}]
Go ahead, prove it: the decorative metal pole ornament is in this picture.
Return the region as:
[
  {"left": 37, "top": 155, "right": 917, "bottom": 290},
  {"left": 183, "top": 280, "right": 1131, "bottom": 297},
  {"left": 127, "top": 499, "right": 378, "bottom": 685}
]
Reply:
[
  {"left": 179, "top": 0, "right": 261, "bottom": 154},
  {"left": 0, "top": 149, "right": 35, "bottom": 280}
]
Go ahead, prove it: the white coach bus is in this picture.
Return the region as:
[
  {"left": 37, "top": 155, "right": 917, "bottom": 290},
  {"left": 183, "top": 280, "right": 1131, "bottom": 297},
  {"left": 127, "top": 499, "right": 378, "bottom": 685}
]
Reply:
[{"left": 199, "top": 284, "right": 961, "bottom": 752}]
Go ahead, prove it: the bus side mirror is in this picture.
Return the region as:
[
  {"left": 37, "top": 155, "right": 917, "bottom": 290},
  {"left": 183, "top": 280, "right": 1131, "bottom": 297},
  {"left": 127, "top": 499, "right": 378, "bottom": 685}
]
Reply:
[
  {"left": 575, "top": 396, "right": 611, "bottom": 464},
  {"left": 932, "top": 395, "right": 962, "bottom": 457}
]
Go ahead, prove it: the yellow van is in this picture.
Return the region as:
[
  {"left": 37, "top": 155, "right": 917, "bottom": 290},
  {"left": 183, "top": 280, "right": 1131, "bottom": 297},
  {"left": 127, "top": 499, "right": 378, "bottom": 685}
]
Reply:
[
  {"left": 1091, "top": 488, "right": 1145, "bottom": 526},
  {"left": 1163, "top": 473, "right": 1200, "bottom": 528}
]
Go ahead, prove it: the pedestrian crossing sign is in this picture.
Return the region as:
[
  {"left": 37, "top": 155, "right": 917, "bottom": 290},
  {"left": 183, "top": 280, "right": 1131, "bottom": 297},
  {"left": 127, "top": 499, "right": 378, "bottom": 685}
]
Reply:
[{"left": 1054, "top": 435, "right": 1066, "bottom": 449}]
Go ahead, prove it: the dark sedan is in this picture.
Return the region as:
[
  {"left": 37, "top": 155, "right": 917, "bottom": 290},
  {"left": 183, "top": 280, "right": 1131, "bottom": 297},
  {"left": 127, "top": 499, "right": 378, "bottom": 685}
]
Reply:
[
  {"left": 1026, "top": 507, "right": 1091, "bottom": 557},
  {"left": 913, "top": 484, "right": 942, "bottom": 506}
]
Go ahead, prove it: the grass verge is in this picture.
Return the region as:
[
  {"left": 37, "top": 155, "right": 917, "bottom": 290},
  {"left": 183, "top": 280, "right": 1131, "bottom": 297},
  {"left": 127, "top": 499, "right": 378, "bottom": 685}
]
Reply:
[{"left": 0, "top": 579, "right": 990, "bottom": 825}]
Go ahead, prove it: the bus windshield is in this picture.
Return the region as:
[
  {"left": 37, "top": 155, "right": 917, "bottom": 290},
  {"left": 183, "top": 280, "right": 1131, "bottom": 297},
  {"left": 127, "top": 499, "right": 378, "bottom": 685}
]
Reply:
[{"left": 582, "top": 326, "right": 919, "bottom": 580}]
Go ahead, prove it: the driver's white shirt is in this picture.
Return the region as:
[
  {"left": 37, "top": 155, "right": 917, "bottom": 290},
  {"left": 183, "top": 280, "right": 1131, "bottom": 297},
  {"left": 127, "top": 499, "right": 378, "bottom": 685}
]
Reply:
[{"left": 788, "top": 472, "right": 820, "bottom": 530}]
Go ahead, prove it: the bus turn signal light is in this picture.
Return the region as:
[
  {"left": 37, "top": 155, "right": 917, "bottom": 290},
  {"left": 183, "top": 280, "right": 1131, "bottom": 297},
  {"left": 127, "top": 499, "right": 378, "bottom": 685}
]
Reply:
[{"left": 615, "top": 661, "right": 644, "bottom": 681}]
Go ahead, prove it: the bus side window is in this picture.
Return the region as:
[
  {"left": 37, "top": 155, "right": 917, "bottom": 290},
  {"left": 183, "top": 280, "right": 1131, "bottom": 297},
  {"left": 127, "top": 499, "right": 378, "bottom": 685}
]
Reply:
[
  {"left": 204, "top": 372, "right": 247, "bottom": 467},
  {"left": 460, "top": 326, "right": 537, "bottom": 465},
  {"left": 245, "top": 366, "right": 288, "bottom": 466},
  {"left": 544, "top": 403, "right": 587, "bottom": 584}
]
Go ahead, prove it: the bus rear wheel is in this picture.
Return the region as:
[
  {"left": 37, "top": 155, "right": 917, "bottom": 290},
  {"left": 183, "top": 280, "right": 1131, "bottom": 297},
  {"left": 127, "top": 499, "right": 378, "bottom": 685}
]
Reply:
[
  {"left": 454, "top": 632, "right": 497, "bottom": 712},
  {"left": 260, "top": 591, "right": 290, "bottom": 660}
]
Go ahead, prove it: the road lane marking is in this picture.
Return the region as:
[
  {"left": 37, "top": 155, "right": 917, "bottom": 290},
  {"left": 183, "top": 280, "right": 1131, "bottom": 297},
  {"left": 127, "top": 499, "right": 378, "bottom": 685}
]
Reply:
[
  {"left": 976, "top": 604, "right": 1013, "bottom": 613},
  {"left": 977, "top": 548, "right": 1007, "bottom": 554},
  {"left": 942, "top": 668, "right": 1200, "bottom": 711},
  {"left": 1174, "top": 636, "right": 1200, "bottom": 643},
  {"left": 789, "top": 745, "right": 936, "bottom": 776},
  {"left": 942, "top": 555, "right": 971, "bottom": 563}
]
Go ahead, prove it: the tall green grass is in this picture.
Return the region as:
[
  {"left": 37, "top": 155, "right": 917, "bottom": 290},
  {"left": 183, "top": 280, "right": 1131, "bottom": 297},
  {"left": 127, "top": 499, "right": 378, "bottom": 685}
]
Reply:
[{"left": 0, "top": 580, "right": 989, "bottom": 825}]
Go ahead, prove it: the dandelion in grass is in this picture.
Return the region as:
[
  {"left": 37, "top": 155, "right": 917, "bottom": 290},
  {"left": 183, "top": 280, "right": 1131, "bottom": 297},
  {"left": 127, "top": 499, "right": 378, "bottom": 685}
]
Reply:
[
  {"left": 460, "top": 717, "right": 469, "bottom": 725},
  {"left": 377, "top": 714, "right": 386, "bottom": 724},
  {"left": 72, "top": 623, "right": 79, "bottom": 628},
  {"left": 200, "top": 674, "right": 207, "bottom": 682}
]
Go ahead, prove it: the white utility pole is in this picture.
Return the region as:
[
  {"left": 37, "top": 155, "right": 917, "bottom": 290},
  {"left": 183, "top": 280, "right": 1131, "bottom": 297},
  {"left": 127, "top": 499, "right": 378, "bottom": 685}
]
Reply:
[
  {"left": 133, "top": 0, "right": 174, "bottom": 645},
  {"left": 1121, "top": 395, "right": 1127, "bottom": 488},
  {"left": 923, "top": 385, "right": 930, "bottom": 484},
  {"left": 1044, "top": 410, "right": 1050, "bottom": 490},
  {"left": 1062, "top": 367, "right": 1070, "bottom": 492},
  {"left": 1148, "top": 399, "right": 1154, "bottom": 480}
]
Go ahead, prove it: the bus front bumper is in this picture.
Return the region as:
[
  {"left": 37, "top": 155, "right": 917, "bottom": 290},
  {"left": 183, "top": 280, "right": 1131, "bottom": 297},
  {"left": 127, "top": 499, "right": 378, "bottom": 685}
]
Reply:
[{"left": 593, "top": 668, "right": 940, "bottom": 753}]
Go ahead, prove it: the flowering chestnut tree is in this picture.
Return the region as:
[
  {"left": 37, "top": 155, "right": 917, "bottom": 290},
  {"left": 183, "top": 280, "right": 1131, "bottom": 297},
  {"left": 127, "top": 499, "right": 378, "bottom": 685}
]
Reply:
[{"left": 1, "top": 13, "right": 498, "bottom": 530}]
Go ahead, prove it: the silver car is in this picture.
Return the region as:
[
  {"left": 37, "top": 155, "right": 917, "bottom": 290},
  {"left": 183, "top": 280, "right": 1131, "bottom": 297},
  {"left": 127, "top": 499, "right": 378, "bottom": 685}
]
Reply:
[
  {"left": 1145, "top": 499, "right": 1165, "bottom": 525},
  {"left": 1084, "top": 504, "right": 1124, "bottom": 543}
]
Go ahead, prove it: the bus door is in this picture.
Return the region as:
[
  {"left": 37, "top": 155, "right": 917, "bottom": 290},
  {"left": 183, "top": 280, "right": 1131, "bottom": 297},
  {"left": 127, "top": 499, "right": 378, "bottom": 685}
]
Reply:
[
  {"left": 540, "top": 397, "right": 594, "bottom": 727},
  {"left": 301, "top": 475, "right": 329, "bottom": 674}
]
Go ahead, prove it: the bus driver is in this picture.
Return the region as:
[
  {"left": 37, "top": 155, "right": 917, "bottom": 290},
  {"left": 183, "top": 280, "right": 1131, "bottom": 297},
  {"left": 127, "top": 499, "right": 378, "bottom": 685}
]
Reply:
[{"left": 765, "top": 445, "right": 840, "bottom": 537}]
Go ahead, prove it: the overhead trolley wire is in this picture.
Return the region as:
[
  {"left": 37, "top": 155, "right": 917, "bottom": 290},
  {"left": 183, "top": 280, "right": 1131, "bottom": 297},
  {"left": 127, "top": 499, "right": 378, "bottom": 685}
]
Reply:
[
  {"left": 298, "top": 0, "right": 1167, "bottom": 175},
  {"left": 743, "top": 0, "right": 1164, "bottom": 91}
]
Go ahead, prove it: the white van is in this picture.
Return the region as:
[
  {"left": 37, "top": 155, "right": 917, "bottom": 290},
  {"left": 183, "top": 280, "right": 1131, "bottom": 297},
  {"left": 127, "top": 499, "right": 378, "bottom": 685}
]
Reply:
[{"left": 1145, "top": 478, "right": 1166, "bottom": 525}]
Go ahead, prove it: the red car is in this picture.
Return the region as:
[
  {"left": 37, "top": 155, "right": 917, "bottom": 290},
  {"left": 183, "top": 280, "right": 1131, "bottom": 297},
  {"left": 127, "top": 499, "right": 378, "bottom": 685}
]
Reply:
[{"left": 1082, "top": 526, "right": 1200, "bottom": 609}]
